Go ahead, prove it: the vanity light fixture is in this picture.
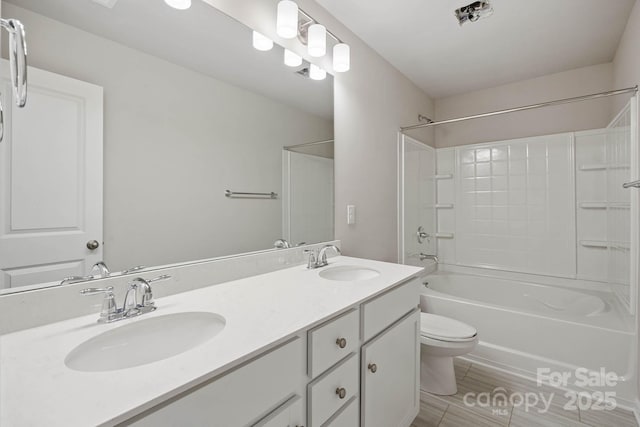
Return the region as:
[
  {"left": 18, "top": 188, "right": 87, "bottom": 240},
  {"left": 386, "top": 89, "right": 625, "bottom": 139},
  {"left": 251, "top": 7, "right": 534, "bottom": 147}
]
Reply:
[
  {"left": 284, "top": 49, "right": 303, "bottom": 67},
  {"left": 164, "top": 0, "right": 191, "bottom": 10},
  {"left": 333, "top": 43, "right": 350, "bottom": 72},
  {"left": 307, "top": 24, "right": 326, "bottom": 57},
  {"left": 273, "top": 1, "right": 351, "bottom": 73},
  {"left": 252, "top": 31, "right": 274, "bottom": 51},
  {"left": 309, "top": 64, "right": 326, "bottom": 81},
  {"left": 277, "top": 0, "right": 299, "bottom": 39}
]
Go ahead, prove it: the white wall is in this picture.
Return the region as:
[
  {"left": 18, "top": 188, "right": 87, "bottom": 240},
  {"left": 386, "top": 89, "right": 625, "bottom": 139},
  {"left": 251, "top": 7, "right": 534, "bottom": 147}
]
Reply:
[
  {"left": 611, "top": 0, "right": 640, "bottom": 410},
  {"left": 613, "top": 0, "right": 640, "bottom": 115},
  {"left": 434, "top": 63, "right": 614, "bottom": 148},
  {"left": 4, "top": 4, "right": 333, "bottom": 271},
  {"left": 205, "top": 0, "right": 435, "bottom": 263}
]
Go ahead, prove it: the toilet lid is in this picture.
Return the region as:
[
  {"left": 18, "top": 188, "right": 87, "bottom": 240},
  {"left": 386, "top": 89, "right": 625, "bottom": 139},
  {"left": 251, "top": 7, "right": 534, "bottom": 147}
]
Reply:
[{"left": 420, "top": 313, "right": 477, "bottom": 341}]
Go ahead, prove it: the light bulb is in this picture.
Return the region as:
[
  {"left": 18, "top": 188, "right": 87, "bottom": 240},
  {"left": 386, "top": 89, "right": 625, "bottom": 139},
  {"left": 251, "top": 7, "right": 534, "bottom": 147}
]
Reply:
[
  {"left": 307, "top": 24, "right": 326, "bottom": 57},
  {"left": 277, "top": 0, "right": 299, "bottom": 39},
  {"left": 333, "top": 43, "right": 350, "bottom": 72},
  {"left": 252, "top": 31, "right": 273, "bottom": 51},
  {"left": 309, "top": 64, "right": 326, "bottom": 80},
  {"left": 164, "top": 0, "right": 191, "bottom": 10},
  {"left": 284, "top": 49, "right": 302, "bottom": 67}
]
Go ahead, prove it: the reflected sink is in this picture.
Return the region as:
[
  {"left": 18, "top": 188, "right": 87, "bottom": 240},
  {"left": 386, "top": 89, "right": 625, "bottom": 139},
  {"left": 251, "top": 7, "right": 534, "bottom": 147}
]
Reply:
[
  {"left": 319, "top": 265, "right": 380, "bottom": 281},
  {"left": 65, "top": 312, "right": 226, "bottom": 372}
]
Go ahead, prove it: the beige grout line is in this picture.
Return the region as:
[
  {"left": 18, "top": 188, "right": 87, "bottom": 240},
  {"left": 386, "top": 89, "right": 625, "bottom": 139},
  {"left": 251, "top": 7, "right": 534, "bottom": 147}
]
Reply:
[{"left": 436, "top": 403, "right": 449, "bottom": 427}]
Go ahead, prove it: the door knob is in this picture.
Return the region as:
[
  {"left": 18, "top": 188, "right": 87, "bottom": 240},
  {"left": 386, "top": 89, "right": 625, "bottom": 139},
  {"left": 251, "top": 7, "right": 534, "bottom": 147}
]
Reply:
[
  {"left": 336, "top": 337, "right": 347, "bottom": 348},
  {"left": 368, "top": 363, "right": 378, "bottom": 373},
  {"left": 86, "top": 240, "right": 100, "bottom": 250},
  {"left": 335, "top": 387, "right": 346, "bottom": 399}
]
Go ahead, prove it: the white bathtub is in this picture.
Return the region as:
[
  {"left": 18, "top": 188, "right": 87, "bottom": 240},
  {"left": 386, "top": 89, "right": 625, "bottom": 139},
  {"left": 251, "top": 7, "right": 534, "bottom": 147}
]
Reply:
[{"left": 421, "top": 270, "right": 636, "bottom": 404}]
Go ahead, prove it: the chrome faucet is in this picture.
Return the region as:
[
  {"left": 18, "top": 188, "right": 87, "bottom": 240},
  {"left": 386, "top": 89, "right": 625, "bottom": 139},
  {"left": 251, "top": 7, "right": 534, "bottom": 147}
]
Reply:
[
  {"left": 61, "top": 262, "right": 111, "bottom": 285},
  {"left": 419, "top": 253, "right": 438, "bottom": 263},
  {"left": 305, "top": 245, "right": 342, "bottom": 269},
  {"left": 80, "top": 275, "right": 171, "bottom": 323},
  {"left": 90, "top": 261, "right": 110, "bottom": 277},
  {"left": 274, "top": 239, "right": 291, "bottom": 249}
]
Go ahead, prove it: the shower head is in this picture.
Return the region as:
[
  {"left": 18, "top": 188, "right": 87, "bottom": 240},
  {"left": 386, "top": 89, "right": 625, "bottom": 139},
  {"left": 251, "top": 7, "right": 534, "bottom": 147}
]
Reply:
[{"left": 455, "top": 1, "right": 494, "bottom": 26}]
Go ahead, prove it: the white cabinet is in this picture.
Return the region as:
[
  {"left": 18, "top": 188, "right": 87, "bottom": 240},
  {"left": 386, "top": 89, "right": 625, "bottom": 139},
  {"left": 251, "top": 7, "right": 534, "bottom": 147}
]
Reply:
[
  {"left": 307, "top": 354, "right": 358, "bottom": 426},
  {"left": 361, "top": 308, "right": 420, "bottom": 427},
  {"left": 307, "top": 308, "right": 359, "bottom": 378},
  {"left": 123, "top": 277, "right": 420, "bottom": 427},
  {"left": 126, "top": 337, "right": 304, "bottom": 427}
]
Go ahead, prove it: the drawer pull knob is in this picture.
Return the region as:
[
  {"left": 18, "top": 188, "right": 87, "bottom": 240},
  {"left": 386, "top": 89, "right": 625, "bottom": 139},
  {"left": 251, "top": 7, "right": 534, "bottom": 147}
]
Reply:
[
  {"left": 336, "top": 337, "right": 347, "bottom": 348},
  {"left": 335, "top": 387, "right": 347, "bottom": 399},
  {"left": 368, "top": 363, "right": 378, "bottom": 373}
]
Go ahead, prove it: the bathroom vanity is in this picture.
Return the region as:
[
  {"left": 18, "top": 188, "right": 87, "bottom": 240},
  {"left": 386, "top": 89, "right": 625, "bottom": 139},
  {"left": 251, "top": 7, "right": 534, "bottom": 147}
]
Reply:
[{"left": 0, "top": 256, "right": 422, "bottom": 427}]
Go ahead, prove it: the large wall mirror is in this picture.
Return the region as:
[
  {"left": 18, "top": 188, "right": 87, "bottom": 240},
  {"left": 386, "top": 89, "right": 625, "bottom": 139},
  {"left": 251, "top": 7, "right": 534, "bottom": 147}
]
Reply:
[{"left": 0, "top": 0, "right": 334, "bottom": 293}]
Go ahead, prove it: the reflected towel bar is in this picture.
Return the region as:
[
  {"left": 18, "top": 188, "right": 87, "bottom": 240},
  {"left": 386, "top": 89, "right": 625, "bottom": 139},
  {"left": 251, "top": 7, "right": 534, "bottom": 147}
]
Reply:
[
  {"left": 225, "top": 190, "right": 278, "bottom": 199},
  {"left": 623, "top": 180, "right": 640, "bottom": 189}
]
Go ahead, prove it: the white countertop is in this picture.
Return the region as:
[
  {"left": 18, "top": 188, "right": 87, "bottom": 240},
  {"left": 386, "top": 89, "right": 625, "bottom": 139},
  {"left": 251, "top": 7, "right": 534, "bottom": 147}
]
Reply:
[{"left": 0, "top": 256, "right": 422, "bottom": 427}]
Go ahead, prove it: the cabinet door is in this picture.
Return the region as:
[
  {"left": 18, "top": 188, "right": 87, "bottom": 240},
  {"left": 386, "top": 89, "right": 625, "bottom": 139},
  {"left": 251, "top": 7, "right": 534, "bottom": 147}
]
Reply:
[{"left": 360, "top": 308, "right": 420, "bottom": 427}]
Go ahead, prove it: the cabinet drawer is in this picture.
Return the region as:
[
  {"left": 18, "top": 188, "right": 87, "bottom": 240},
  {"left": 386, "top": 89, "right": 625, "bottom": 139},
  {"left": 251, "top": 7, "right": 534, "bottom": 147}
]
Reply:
[
  {"left": 361, "top": 278, "right": 420, "bottom": 342},
  {"left": 127, "top": 337, "right": 304, "bottom": 427},
  {"left": 308, "top": 308, "right": 359, "bottom": 377},
  {"left": 307, "top": 353, "right": 358, "bottom": 427},
  {"left": 323, "top": 397, "right": 358, "bottom": 427}
]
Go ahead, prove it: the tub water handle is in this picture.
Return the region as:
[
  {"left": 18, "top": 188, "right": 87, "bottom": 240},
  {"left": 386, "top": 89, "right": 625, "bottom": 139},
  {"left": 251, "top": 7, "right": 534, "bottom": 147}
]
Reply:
[{"left": 416, "top": 226, "right": 431, "bottom": 244}]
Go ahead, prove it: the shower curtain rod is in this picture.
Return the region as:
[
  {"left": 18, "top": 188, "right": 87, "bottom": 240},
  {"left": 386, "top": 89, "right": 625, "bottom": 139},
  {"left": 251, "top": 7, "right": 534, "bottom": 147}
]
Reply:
[{"left": 400, "top": 86, "right": 639, "bottom": 132}]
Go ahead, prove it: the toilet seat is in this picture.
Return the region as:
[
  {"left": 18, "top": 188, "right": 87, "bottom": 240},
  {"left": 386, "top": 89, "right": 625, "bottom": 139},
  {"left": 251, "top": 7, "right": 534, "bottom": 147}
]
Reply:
[{"left": 420, "top": 313, "right": 477, "bottom": 342}]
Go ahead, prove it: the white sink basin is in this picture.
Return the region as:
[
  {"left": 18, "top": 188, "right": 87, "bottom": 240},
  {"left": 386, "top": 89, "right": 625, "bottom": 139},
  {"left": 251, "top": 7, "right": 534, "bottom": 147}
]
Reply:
[
  {"left": 65, "top": 312, "right": 226, "bottom": 372},
  {"left": 319, "top": 265, "right": 380, "bottom": 281}
]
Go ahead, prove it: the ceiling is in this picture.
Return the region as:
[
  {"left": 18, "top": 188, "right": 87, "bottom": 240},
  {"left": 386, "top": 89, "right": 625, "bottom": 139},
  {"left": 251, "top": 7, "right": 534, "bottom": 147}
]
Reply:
[
  {"left": 316, "top": 0, "right": 636, "bottom": 98},
  {"left": 4, "top": 0, "right": 334, "bottom": 119}
]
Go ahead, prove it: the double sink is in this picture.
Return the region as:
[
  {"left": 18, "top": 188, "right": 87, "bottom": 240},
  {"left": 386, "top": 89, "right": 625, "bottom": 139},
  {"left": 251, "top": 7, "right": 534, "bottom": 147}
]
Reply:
[{"left": 64, "top": 264, "right": 380, "bottom": 373}]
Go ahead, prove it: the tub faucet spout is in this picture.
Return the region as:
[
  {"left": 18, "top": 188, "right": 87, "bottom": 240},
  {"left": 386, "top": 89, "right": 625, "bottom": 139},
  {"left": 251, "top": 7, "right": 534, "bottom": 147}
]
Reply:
[{"left": 420, "top": 253, "right": 438, "bottom": 263}]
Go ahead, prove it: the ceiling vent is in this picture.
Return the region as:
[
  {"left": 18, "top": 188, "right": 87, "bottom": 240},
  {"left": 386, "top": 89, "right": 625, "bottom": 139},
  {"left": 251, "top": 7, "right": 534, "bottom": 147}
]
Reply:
[{"left": 454, "top": 1, "right": 494, "bottom": 25}]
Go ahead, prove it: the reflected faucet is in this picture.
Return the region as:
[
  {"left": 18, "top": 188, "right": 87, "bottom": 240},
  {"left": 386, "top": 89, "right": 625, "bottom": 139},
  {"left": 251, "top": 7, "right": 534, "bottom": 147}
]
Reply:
[
  {"left": 90, "top": 261, "right": 110, "bottom": 278},
  {"left": 274, "top": 239, "right": 291, "bottom": 249},
  {"left": 419, "top": 253, "right": 438, "bottom": 263}
]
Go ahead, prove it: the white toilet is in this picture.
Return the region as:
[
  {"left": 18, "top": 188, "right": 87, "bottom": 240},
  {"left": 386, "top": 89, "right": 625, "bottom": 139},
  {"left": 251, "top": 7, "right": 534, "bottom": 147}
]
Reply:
[{"left": 420, "top": 312, "right": 478, "bottom": 395}]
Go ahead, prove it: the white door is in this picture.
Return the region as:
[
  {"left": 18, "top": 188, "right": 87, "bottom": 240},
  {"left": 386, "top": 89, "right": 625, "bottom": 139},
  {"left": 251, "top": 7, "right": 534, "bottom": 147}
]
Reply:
[
  {"left": 361, "top": 308, "right": 420, "bottom": 427},
  {"left": 0, "top": 61, "right": 103, "bottom": 290}
]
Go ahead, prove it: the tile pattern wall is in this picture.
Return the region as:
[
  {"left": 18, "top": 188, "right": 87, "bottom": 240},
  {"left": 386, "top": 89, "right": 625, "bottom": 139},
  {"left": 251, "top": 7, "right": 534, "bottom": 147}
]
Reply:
[{"left": 441, "top": 134, "right": 576, "bottom": 277}]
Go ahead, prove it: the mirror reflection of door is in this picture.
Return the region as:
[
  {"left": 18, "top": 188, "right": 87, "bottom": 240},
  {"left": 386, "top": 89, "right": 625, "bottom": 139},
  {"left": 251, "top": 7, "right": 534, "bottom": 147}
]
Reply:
[
  {"left": 282, "top": 140, "right": 334, "bottom": 246},
  {"left": 400, "top": 135, "right": 436, "bottom": 267},
  {"left": 0, "top": 62, "right": 103, "bottom": 290}
]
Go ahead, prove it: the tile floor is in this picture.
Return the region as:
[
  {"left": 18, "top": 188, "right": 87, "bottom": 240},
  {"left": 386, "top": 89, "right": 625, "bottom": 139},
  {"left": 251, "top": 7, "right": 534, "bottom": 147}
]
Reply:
[{"left": 412, "top": 358, "right": 638, "bottom": 427}]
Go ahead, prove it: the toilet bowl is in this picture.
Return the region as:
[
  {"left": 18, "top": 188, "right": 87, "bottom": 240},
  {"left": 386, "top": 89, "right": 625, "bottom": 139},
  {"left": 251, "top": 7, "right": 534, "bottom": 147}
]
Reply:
[{"left": 420, "top": 312, "right": 478, "bottom": 395}]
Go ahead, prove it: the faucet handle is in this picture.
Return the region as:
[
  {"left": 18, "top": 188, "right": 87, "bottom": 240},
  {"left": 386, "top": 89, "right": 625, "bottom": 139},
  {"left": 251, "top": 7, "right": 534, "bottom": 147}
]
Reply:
[
  {"left": 80, "top": 287, "right": 117, "bottom": 322},
  {"left": 122, "top": 265, "right": 146, "bottom": 275},
  {"left": 303, "top": 249, "right": 318, "bottom": 269},
  {"left": 80, "top": 286, "right": 114, "bottom": 296}
]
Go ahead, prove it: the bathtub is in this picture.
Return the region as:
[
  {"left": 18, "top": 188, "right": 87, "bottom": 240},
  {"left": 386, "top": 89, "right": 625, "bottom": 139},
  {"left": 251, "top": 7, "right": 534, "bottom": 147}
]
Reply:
[{"left": 421, "top": 269, "right": 636, "bottom": 404}]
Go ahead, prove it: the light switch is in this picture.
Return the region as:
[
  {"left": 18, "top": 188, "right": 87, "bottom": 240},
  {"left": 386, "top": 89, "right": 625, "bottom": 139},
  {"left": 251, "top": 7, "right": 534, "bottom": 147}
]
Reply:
[{"left": 347, "top": 205, "right": 356, "bottom": 225}]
